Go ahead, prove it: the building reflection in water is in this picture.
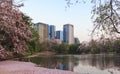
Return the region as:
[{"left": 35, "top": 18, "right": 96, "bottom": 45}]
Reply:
[
  {"left": 47, "top": 56, "right": 74, "bottom": 71},
  {"left": 20, "top": 54, "right": 120, "bottom": 74}
]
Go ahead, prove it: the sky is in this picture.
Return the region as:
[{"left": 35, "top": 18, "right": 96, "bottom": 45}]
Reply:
[{"left": 20, "top": 0, "right": 94, "bottom": 42}]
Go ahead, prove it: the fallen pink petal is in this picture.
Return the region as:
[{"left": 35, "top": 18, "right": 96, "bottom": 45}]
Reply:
[{"left": 0, "top": 61, "right": 80, "bottom": 74}]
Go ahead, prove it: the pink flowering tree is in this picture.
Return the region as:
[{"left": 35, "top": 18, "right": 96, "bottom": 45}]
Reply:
[{"left": 0, "top": 0, "right": 31, "bottom": 58}]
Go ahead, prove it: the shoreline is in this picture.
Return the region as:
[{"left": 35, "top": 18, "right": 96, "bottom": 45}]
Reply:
[
  {"left": 0, "top": 61, "right": 80, "bottom": 74},
  {"left": 26, "top": 51, "right": 57, "bottom": 58}
]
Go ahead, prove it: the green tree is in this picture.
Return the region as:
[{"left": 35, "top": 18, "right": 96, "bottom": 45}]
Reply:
[
  {"left": 113, "top": 39, "right": 120, "bottom": 53},
  {"left": 69, "top": 44, "right": 79, "bottom": 54},
  {"left": 53, "top": 43, "right": 69, "bottom": 54},
  {"left": 22, "top": 15, "right": 41, "bottom": 55}
]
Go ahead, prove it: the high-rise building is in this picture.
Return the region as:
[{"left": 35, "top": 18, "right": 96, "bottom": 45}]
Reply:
[
  {"left": 63, "top": 24, "right": 74, "bottom": 44},
  {"left": 74, "top": 38, "right": 80, "bottom": 44},
  {"left": 49, "top": 25, "right": 55, "bottom": 40},
  {"left": 56, "top": 30, "right": 63, "bottom": 41},
  {"left": 34, "top": 22, "right": 49, "bottom": 43}
]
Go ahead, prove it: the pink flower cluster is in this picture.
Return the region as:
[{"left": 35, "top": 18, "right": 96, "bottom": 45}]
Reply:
[{"left": 0, "top": 0, "right": 31, "bottom": 58}]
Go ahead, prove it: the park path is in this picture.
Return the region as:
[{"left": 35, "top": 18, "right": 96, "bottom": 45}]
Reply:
[{"left": 0, "top": 61, "right": 80, "bottom": 74}]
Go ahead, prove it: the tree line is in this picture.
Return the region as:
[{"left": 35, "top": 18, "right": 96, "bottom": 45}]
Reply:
[
  {"left": 79, "top": 38, "right": 120, "bottom": 54},
  {"left": 1, "top": 0, "right": 120, "bottom": 59}
]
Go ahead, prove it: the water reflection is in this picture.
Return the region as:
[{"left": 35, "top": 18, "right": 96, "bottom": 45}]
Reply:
[
  {"left": 20, "top": 54, "right": 120, "bottom": 74},
  {"left": 79, "top": 54, "right": 120, "bottom": 70},
  {"left": 74, "top": 54, "right": 120, "bottom": 74}
]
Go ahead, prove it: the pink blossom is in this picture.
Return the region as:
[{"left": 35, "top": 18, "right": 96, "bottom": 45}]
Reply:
[{"left": 0, "top": 0, "right": 31, "bottom": 58}]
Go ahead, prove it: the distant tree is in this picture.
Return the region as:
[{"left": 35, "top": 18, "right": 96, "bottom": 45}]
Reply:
[
  {"left": 113, "top": 39, "right": 120, "bottom": 53},
  {"left": 69, "top": 44, "right": 79, "bottom": 54},
  {"left": 65, "top": 0, "right": 120, "bottom": 54},
  {"left": 79, "top": 43, "right": 90, "bottom": 54},
  {"left": 0, "top": 0, "right": 31, "bottom": 58},
  {"left": 52, "top": 43, "right": 69, "bottom": 54}
]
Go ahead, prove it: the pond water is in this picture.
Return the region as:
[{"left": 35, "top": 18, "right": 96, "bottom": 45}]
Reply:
[{"left": 20, "top": 54, "right": 120, "bottom": 74}]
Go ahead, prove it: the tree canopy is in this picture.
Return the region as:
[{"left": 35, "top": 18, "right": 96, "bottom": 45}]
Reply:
[
  {"left": 0, "top": 0, "right": 31, "bottom": 58},
  {"left": 65, "top": 0, "right": 120, "bottom": 35},
  {"left": 92, "top": 0, "right": 120, "bottom": 34}
]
